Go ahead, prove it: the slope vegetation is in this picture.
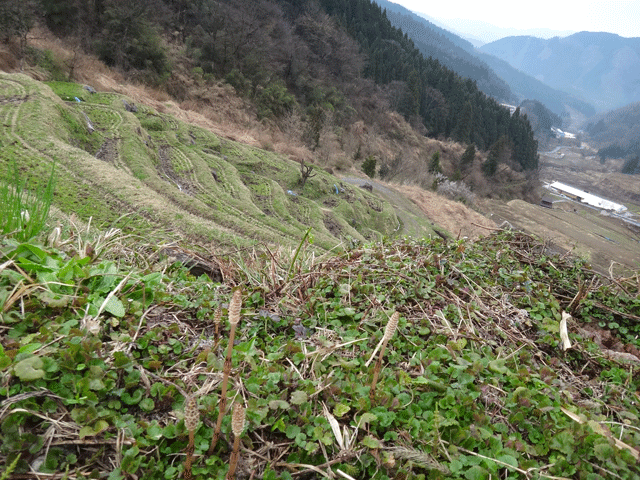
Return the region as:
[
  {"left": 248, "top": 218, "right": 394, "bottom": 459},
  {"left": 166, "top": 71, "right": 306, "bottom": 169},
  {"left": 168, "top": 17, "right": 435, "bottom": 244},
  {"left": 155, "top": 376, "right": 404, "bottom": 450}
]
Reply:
[
  {"left": 0, "top": 72, "right": 428, "bottom": 250},
  {"left": 1, "top": 228, "right": 639, "bottom": 478}
]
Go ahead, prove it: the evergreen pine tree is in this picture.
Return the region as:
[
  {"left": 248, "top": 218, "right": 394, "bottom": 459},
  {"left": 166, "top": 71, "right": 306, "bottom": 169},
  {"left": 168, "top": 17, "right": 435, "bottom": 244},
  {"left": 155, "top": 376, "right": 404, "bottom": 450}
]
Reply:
[
  {"left": 460, "top": 144, "right": 475, "bottom": 169},
  {"left": 428, "top": 151, "right": 442, "bottom": 173},
  {"left": 621, "top": 156, "right": 640, "bottom": 175}
]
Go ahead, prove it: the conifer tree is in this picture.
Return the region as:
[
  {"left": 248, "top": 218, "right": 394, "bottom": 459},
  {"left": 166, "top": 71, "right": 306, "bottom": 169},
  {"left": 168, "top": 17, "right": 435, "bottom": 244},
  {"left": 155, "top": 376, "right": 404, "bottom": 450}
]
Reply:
[
  {"left": 460, "top": 144, "right": 475, "bottom": 169},
  {"left": 428, "top": 151, "right": 442, "bottom": 174}
]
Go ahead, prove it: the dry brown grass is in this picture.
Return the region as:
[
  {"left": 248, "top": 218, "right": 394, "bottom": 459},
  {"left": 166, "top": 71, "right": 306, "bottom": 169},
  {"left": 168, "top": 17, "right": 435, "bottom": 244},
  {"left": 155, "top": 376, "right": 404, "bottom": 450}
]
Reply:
[{"left": 392, "top": 183, "right": 496, "bottom": 240}]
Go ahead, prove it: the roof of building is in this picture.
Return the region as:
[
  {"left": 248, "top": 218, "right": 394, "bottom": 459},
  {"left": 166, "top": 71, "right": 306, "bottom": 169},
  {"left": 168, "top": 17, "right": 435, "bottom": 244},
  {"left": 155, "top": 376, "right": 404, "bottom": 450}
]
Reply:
[{"left": 547, "top": 182, "right": 627, "bottom": 212}]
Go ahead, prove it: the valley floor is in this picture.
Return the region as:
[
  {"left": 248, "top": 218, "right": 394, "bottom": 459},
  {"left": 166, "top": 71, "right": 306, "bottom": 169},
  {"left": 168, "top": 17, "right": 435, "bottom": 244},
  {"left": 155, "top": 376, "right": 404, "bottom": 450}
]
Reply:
[{"left": 482, "top": 141, "right": 640, "bottom": 274}]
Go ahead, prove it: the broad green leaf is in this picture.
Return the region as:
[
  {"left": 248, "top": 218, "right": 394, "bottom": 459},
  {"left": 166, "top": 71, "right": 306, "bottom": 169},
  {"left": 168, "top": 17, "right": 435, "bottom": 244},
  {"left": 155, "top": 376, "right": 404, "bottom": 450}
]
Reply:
[
  {"left": 333, "top": 403, "right": 350, "bottom": 418},
  {"left": 14, "top": 243, "right": 47, "bottom": 262},
  {"left": 122, "top": 389, "right": 143, "bottom": 405},
  {"left": 449, "top": 459, "right": 464, "bottom": 473},
  {"left": 361, "top": 435, "right": 381, "bottom": 449},
  {"left": 488, "top": 359, "right": 507, "bottom": 374},
  {"left": 372, "top": 408, "right": 396, "bottom": 427},
  {"left": 147, "top": 422, "right": 163, "bottom": 440},
  {"left": 549, "top": 430, "right": 574, "bottom": 455},
  {"left": 272, "top": 418, "right": 286, "bottom": 433},
  {"left": 285, "top": 424, "right": 301, "bottom": 439},
  {"left": 269, "top": 399, "right": 290, "bottom": 410},
  {"left": 464, "top": 465, "right": 487, "bottom": 480},
  {"left": 18, "top": 341, "right": 41, "bottom": 353},
  {"left": 79, "top": 420, "right": 108, "bottom": 439},
  {"left": 89, "top": 378, "right": 106, "bottom": 391},
  {"left": 304, "top": 441, "right": 319, "bottom": 454},
  {"left": 78, "top": 426, "right": 94, "bottom": 439},
  {"left": 13, "top": 355, "right": 45, "bottom": 381},
  {"left": 103, "top": 296, "right": 125, "bottom": 317},
  {"left": 290, "top": 390, "right": 308, "bottom": 405},
  {"left": 139, "top": 398, "right": 154, "bottom": 412},
  {"left": 497, "top": 454, "right": 519, "bottom": 469},
  {"left": 39, "top": 293, "right": 70, "bottom": 308},
  {"left": 162, "top": 424, "right": 177, "bottom": 439},
  {"left": 357, "top": 412, "right": 377, "bottom": 426}
]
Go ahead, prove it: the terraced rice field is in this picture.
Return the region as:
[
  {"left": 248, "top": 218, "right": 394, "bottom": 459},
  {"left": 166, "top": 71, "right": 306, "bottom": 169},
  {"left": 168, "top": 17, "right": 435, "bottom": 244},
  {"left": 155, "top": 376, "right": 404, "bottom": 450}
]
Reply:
[{"left": 0, "top": 73, "right": 412, "bottom": 250}]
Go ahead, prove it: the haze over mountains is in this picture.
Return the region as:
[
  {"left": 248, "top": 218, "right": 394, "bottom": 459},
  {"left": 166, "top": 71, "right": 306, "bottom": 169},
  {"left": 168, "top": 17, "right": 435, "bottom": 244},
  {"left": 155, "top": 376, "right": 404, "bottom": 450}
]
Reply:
[
  {"left": 383, "top": 0, "right": 640, "bottom": 119},
  {"left": 415, "top": 15, "right": 575, "bottom": 47},
  {"left": 378, "top": 0, "right": 596, "bottom": 118},
  {"left": 480, "top": 33, "right": 640, "bottom": 112}
]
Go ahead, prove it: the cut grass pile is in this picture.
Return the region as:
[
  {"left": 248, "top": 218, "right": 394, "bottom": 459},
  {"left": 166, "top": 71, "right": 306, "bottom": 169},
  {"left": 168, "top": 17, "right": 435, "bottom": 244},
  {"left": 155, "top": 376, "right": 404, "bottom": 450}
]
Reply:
[{"left": 0, "top": 228, "right": 639, "bottom": 479}]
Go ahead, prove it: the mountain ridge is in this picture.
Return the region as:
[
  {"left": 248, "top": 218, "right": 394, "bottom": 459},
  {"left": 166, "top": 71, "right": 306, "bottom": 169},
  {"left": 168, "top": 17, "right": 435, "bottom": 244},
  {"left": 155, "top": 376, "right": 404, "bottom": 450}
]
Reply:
[
  {"left": 377, "top": 0, "right": 595, "bottom": 117},
  {"left": 481, "top": 32, "right": 640, "bottom": 111}
]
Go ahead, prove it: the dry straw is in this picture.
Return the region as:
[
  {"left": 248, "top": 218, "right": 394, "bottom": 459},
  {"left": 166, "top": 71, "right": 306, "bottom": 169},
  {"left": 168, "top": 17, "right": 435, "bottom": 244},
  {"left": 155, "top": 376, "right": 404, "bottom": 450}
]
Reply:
[{"left": 209, "top": 288, "right": 242, "bottom": 454}]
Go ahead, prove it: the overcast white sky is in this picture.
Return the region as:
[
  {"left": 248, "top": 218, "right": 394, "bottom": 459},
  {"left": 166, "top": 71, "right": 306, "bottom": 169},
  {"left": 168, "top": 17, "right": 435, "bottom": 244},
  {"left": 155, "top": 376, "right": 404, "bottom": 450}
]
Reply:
[{"left": 389, "top": 0, "right": 639, "bottom": 38}]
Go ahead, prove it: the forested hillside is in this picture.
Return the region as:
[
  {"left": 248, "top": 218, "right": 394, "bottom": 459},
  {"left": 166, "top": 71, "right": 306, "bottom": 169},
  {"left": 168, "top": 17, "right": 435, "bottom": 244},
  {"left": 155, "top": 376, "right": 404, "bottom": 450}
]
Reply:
[
  {"left": 375, "top": 0, "right": 596, "bottom": 119},
  {"left": 374, "top": 0, "right": 515, "bottom": 102},
  {"left": 316, "top": 0, "right": 538, "bottom": 167},
  {"left": 1, "top": 0, "right": 539, "bottom": 174}
]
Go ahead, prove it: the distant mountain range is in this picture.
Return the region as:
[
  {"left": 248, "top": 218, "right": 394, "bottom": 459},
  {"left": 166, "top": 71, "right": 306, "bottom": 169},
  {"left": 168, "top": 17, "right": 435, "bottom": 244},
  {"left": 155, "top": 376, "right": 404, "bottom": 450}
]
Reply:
[
  {"left": 413, "top": 14, "right": 575, "bottom": 47},
  {"left": 480, "top": 33, "right": 640, "bottom": 112},
  {"left": 378, "top": 0, "right": 596, "bottom": 118}
]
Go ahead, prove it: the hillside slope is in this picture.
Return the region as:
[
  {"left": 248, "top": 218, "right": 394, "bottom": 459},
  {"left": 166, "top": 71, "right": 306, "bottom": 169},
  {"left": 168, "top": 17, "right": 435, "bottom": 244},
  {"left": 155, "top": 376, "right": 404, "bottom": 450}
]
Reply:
[
  {"left": 0, "top": 72, "right": 432, "bottom": 250},
  {"left": 376, "top": 0, "right": 514, "bottom": 102},
  {"left": 583, "top": 101, "right": 640, "bottom": 152}
]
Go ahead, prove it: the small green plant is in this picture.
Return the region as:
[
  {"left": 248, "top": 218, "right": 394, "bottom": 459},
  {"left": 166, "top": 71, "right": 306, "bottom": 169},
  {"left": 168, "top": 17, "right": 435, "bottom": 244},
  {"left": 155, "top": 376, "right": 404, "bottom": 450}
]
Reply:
[
  {"left": 361, "top": 155, "right": 376, "bottom": 178},
  {"left": 0, "top": 160, "right": 55, "bottom": 242}
]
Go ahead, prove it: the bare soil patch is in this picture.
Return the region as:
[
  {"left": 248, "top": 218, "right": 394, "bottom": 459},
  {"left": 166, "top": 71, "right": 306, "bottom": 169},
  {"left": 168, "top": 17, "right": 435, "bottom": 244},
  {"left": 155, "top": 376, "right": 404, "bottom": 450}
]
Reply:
[
  {"left": 95, "top": 138, "right": 118, "bottom": 164},
  {"left": 323, "top": 211, "right": 342, "bottom": 237}
]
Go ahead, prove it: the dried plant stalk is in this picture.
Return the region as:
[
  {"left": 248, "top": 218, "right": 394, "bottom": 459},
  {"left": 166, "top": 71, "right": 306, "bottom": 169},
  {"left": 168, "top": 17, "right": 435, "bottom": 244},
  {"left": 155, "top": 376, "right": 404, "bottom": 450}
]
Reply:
[
  {"left": 225, "top": 403, "right": 245, "bottom": 480},
  {"left": 370, "top": 312, "right": 399, "bottom": 402},
  {"left": 183, "top": 395, "right": 199, "bottom": 479},
  {"left": 365, "top": 311, "right": 400, "bottom": 367},
  {"left": 228, "top": 289, "right": 242, "bottom": 325},
  {"left": 209, "top": 289, "right": 242, "bottom": 454},
  {"left": 213, "top": 305, "right": 222, "bottom": 346}
]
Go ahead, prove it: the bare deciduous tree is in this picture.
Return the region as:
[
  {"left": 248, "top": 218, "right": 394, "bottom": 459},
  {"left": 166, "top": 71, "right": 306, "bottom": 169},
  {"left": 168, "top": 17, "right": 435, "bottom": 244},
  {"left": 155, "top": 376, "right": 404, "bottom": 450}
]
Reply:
[{"left": 299, "top": 160, "right": 317, "bottom": 189}]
